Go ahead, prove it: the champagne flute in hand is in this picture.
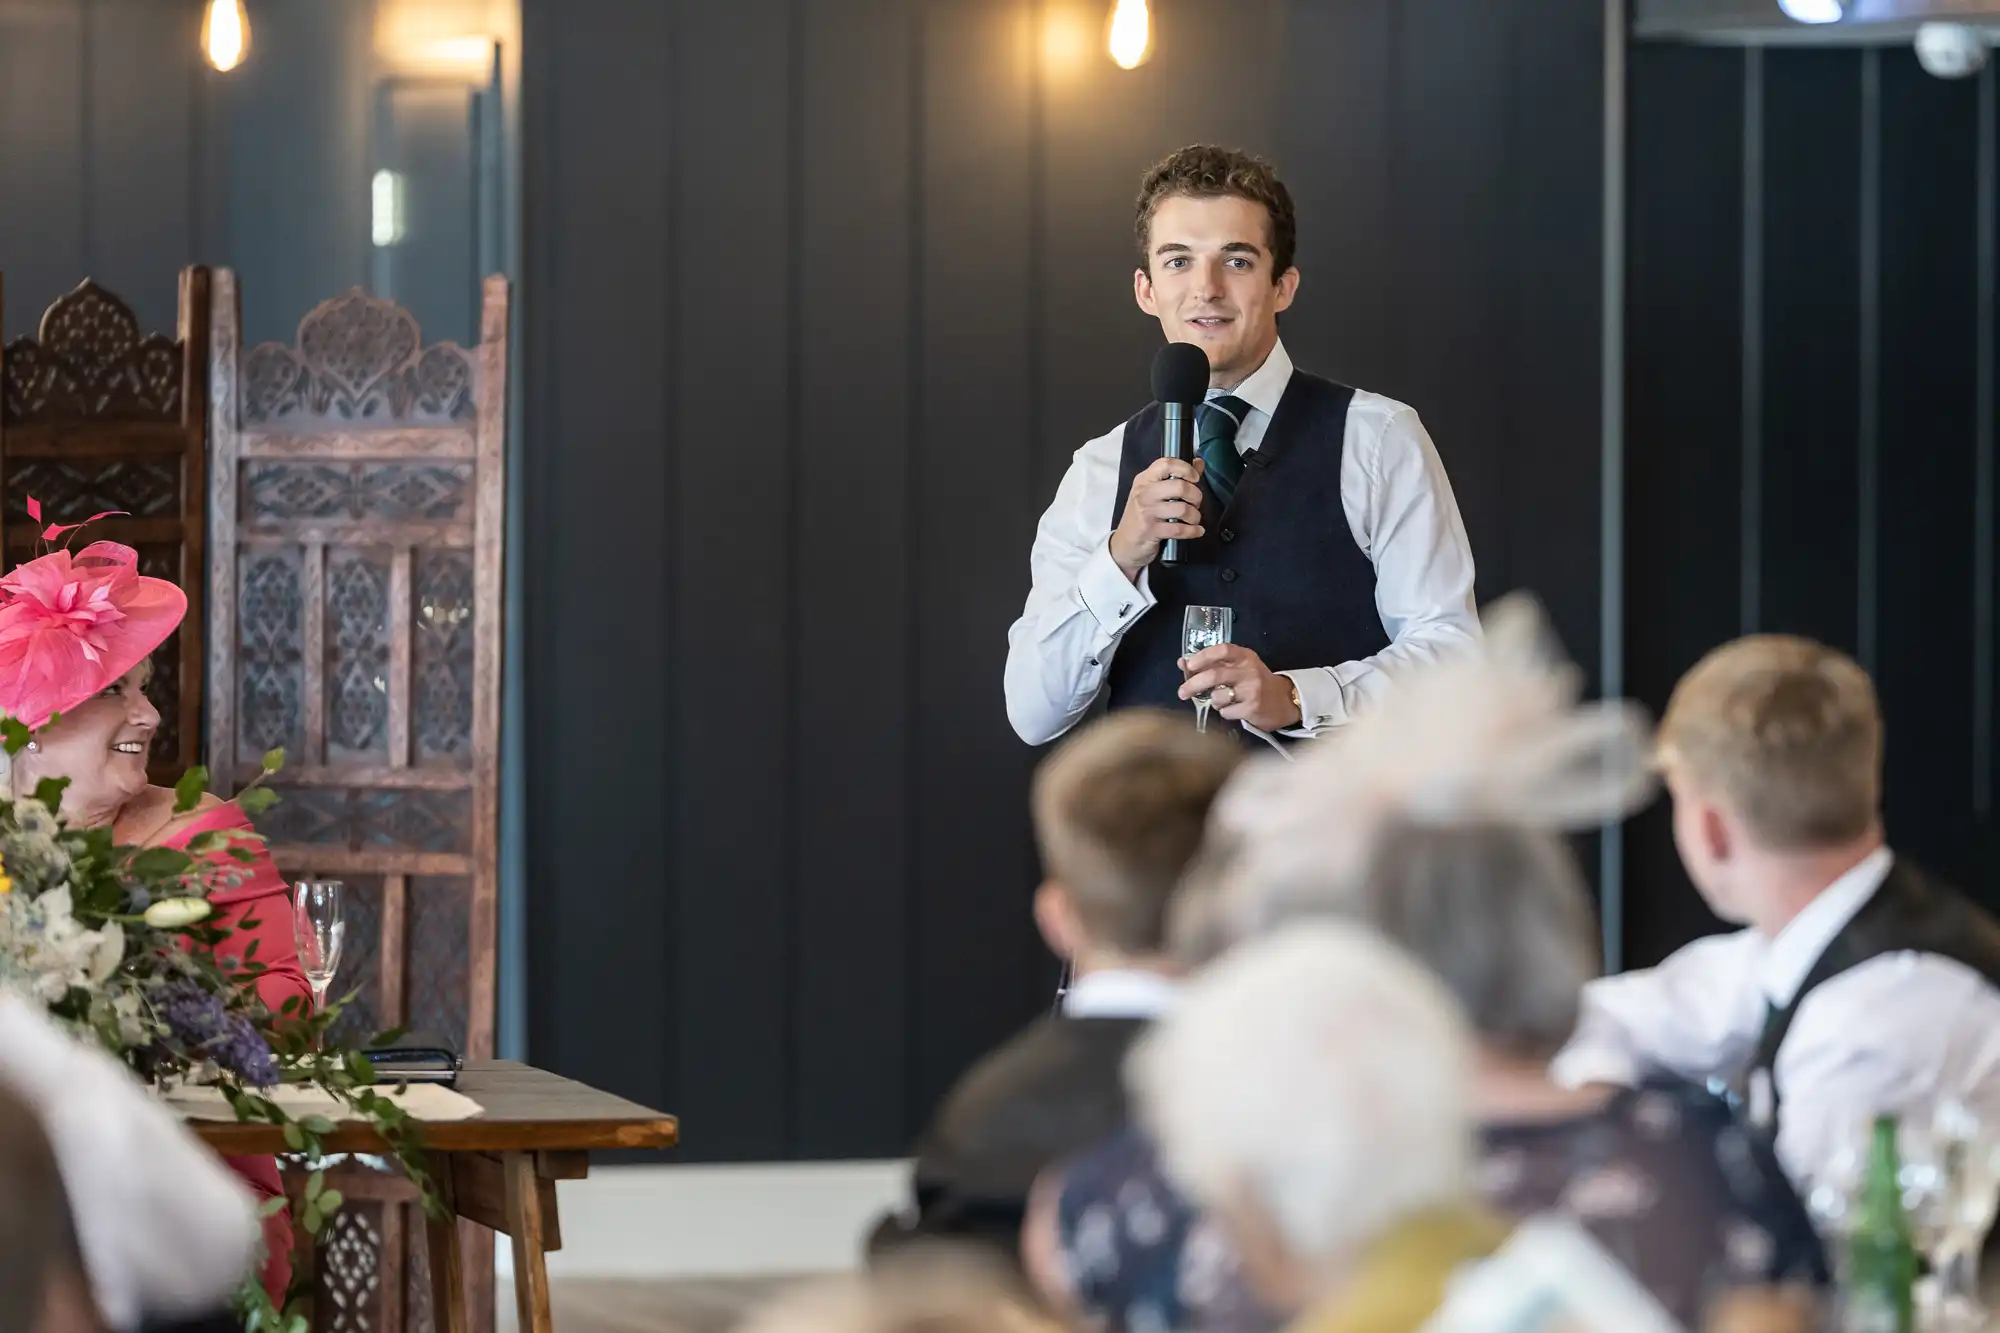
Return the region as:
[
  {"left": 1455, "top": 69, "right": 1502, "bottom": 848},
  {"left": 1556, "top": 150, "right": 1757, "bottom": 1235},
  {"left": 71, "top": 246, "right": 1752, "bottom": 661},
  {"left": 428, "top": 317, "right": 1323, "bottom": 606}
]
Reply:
[
  {"left": 292, "top": 880, "right": 345, "bottom": 1046},
  {"left": 1182, "top": 605, "right": 1235, "bottom": 733}
]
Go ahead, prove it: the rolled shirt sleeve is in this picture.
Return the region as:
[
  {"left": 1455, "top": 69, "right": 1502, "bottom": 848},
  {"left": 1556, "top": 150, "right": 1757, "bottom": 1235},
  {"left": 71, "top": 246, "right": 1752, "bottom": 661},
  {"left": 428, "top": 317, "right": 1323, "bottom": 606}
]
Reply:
[
  {"left": 1005, "top": 428, "right": 1152, "bottom": 746},
  {"left": 1007, "top": 385, "right": 1483, "bottom": 745},
  {"left": 1551, "top": 931, "right": 1769, "bottom": 1093}
]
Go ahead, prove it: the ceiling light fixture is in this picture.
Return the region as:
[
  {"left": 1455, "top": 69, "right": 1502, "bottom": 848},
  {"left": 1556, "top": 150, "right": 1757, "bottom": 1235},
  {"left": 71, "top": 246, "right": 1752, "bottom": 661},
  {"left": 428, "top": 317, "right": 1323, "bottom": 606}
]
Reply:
[
  {"left": 1107, "top": 0, "right": 1153, "bottom": 69},
  {"left": 202, "top": 0, "right": 251, "bottom": 72}
]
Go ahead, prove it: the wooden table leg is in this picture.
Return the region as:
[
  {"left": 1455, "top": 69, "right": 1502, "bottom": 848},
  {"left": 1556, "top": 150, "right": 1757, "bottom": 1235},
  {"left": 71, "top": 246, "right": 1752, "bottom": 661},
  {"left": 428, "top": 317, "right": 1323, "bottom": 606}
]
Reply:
[
  {"left": 426, "top": 1161, "right": 471, "bottom": 1333},
  {"left": 503, "top": 1151, "right": 555, "bottom": 1333}
]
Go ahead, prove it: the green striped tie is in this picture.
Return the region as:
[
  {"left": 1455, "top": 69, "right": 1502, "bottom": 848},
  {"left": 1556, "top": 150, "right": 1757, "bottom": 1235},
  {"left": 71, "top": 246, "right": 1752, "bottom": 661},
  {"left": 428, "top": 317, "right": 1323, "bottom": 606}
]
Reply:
[{"left": 1199, "top": 395, "right": 1251, "bottom": 510}]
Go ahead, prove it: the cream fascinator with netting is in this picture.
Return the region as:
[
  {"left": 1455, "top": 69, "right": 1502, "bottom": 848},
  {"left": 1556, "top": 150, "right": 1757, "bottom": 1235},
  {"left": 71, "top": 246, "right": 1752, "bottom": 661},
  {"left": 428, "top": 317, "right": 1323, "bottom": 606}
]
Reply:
[{"left": 1193, "top": 594, "right": 1657, "bottom": 946}]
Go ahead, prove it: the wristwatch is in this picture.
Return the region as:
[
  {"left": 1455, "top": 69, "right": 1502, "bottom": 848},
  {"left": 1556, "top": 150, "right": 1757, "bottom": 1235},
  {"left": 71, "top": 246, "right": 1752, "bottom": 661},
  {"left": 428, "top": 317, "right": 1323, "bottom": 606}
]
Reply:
[{"left": 1286, "top": 677, "right": 1303, "bottom": 725}]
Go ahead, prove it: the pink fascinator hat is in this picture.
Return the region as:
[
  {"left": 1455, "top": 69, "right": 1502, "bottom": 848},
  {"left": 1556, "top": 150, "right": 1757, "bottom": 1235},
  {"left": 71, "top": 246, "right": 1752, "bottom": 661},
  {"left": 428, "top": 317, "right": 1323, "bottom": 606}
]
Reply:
[{"left": 0, "top": 529, "right": 187, "bottom": 731}]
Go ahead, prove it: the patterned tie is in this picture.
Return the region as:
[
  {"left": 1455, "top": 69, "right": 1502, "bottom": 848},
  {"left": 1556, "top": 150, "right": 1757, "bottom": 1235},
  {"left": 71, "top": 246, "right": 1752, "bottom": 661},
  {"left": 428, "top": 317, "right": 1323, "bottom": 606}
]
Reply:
[{"left": 1198, "top": 395, "right": 1251, "bottom": 510}]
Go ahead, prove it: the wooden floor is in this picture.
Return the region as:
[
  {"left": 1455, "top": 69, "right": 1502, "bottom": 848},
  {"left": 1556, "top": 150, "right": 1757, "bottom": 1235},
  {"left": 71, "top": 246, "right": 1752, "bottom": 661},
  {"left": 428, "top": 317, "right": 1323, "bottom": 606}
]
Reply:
[{"left": 496, "top": 1277, "right": 803, "bottom": 1333}]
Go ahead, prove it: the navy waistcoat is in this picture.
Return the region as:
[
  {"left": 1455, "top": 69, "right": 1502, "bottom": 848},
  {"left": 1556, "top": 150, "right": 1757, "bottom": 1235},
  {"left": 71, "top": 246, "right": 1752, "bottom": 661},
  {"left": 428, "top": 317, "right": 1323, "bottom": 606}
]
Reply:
[{"left": 1103, "top": 371, "right": 1386, "bottom": 715}]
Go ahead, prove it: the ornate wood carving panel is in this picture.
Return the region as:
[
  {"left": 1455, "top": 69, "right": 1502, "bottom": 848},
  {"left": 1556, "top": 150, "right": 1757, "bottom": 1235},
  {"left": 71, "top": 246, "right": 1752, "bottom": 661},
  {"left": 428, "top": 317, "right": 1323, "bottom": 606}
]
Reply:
[
  {"left": 0, "top": 272, "right": 211, "bottom": 784},
  {"left": 2, "top": 280, "right": 183, "bottom": 423},
  {"left": 318, "top": 1199, "right": 391, "bottom": 1333},
  {"left": 208, "top": 275, "right": 505, "bottom": 1333},
  {"left": 292, "top": 1166, "right": 462, "bottom": 1333}
]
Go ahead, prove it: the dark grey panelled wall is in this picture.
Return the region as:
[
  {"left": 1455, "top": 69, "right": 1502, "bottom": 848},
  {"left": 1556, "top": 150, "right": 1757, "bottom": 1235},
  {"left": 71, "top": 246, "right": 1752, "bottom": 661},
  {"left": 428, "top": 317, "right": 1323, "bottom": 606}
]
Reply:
[
  {"left": 1623, "top": 42, "right": 2000, "bottom": 965},
  {"left": 522, "top": 0, "right": 1606, "bottom": 1161},
  {"left": 0, "top": 0, "right": 408, "bottom": 347},
  {"left": 0, "top": 0, "right": 213, "bottom": 337}
]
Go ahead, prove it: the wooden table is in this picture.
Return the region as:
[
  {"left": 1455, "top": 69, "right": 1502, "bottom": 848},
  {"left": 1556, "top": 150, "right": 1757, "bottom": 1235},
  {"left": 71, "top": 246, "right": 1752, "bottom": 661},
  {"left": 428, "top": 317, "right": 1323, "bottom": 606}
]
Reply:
[{"left": 189, "top": 1061, "right": 679, "bottom": 1333}]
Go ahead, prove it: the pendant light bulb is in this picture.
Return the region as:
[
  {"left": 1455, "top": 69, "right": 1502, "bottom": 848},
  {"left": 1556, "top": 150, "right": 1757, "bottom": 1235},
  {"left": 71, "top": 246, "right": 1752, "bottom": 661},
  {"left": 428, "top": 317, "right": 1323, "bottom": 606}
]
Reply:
[
  {"left": 202, "top": 0, "right": 250, "bottom": 73},
  {"left": 1107, "top": 0, "right": 1152, "bottom": 70}
]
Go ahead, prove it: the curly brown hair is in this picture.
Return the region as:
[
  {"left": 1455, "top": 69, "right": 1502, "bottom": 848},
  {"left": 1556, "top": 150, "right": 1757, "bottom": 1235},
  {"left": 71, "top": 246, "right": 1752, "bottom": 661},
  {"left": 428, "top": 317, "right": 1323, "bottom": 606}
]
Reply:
[{"left": 1134, "top": 145, "right": 1297, "bottom": 278}]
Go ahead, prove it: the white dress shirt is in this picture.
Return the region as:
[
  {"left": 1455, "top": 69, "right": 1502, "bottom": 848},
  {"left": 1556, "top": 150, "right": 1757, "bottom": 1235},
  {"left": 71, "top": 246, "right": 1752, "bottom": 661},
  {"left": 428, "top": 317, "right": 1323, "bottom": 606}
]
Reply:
[
  {"left": 1004, "top": 339, "right": 1481, "bottom": 746},
  {"left": 1552, "top": 848, "right": 2000, "bottom": 1193},
  {"left": 0, "top": 989, "right": 260, "bottom": 1328},
  {"left": 1060, "top": 967, "right": 1179, "bottom": 1020}
]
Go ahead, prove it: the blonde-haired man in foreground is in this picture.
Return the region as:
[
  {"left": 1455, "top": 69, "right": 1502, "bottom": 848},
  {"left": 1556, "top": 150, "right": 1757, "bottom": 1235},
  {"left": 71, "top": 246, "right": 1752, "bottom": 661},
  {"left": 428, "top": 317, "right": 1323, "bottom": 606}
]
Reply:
[
  {"left": 871, "top": 710, "right": 1241, "bottom": 1265},
  {"left": 1554, "top": 636, "right": 2000, "bottom": 1190}
]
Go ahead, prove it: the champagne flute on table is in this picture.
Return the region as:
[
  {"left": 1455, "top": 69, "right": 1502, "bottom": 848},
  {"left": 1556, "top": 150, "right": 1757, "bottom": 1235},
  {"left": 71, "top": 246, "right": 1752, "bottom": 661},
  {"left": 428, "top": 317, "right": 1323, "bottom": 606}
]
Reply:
[
  {"left": 1182, "top": 605, "right": 1235, "bottom": 734},
  {"left": 291, "top": 880, "right": 345, "bottom": 1050},
  {"left": 1927, "top": 1099, "right": 2000, "bottom": 1332},
  {"left": 1804, "top": 1116, "right": 1870, "bottom": 1281}
]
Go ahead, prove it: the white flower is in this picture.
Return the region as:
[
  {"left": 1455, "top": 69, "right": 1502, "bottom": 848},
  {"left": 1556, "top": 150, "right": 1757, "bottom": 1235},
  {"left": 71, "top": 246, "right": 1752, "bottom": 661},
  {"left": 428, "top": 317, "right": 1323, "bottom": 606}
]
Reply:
[
  {"left": 0, "top": 802, "right": 74, "bottom": 898},
  {"left": 143, "top": 898, "right": 212, "bottom": 929},
  {"left": 89, "top": 922, "right": 125, "bottom": 983},
  {"left": 14, "top": 800, "right": 57, "bottom": 837},
  {"left": 0, "top": 882, "right": 121, "bottom": 1008},
  {"left": 110, "top": 990, "right": 149, "bottom": 1047}
]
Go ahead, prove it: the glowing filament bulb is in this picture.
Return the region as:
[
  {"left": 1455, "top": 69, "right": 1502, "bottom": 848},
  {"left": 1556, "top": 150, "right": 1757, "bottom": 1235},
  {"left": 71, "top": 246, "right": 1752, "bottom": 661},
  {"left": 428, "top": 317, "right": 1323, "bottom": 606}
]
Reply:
[
  {"left": 202, "top": 0, "right": 250, "bottom": 72},
  {"left": 1107, "top": 0, "right": 1152, "bottom": 69}
]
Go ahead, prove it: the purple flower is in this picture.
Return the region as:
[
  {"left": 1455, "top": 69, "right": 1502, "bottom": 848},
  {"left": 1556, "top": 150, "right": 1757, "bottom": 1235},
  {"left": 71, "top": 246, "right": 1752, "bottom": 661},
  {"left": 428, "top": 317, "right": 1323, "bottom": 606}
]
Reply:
[
  {"left": 218, "top": 1012, "right": 279, "bottom": 1088},
  {"left": 151, "top": 981, "right": 279, "bottom": 1088}
]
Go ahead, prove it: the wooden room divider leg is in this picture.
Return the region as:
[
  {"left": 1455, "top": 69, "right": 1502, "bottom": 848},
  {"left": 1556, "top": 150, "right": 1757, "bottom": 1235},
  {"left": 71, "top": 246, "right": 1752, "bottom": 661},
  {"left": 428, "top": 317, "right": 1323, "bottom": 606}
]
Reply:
[
  {"left": 426, "top": 1160, "right": 470, "bottom": 1333},
  {"left": 503, "top": 1152, "right": 554, "bottom": 1333}
]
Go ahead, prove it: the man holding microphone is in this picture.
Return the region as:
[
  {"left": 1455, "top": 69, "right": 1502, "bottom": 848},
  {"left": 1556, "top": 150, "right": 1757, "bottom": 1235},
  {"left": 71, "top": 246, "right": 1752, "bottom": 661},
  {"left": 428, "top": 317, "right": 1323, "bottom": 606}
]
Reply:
[{"left": 1005, "top": 145, "right": 1481, "bottom": 745}]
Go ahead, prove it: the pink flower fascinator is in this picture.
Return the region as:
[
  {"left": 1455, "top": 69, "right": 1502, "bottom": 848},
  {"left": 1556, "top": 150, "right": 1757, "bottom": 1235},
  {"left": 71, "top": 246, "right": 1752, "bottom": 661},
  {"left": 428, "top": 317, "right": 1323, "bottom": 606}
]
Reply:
[{"left": 0, "top": 532, "right": 186, "bottom": 731}]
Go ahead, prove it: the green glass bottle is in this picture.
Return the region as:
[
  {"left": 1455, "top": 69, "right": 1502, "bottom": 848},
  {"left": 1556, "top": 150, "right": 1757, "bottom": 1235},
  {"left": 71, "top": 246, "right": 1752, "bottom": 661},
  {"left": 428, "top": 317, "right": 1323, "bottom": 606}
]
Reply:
[{"left": 1843, "top": 1114, "right": 1917, "bottom": 1333}]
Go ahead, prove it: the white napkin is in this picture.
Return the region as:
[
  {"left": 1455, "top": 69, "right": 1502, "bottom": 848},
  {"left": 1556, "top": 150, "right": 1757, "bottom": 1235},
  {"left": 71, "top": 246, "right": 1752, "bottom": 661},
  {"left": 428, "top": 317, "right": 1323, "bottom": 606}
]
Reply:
[{"left": 163, "top": 1081, "right": 483, "bottom": 1122}]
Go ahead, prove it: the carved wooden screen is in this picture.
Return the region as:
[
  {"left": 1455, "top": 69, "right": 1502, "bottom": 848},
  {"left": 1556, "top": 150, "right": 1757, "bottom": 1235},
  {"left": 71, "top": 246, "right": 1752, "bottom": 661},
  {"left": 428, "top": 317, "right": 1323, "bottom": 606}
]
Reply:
[
  {"left": 207, "top": 273, "right": 507, "bottom": 1333},
  {"left": 0, "top": 272, "right": 211, "bottom": 784}
]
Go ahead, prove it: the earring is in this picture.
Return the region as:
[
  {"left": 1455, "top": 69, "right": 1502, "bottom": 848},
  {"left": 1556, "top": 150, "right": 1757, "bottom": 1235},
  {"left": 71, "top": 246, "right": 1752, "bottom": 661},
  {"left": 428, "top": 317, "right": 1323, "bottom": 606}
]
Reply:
[{"left": 24, "top": 741, "right": 37, "bottom": 753}]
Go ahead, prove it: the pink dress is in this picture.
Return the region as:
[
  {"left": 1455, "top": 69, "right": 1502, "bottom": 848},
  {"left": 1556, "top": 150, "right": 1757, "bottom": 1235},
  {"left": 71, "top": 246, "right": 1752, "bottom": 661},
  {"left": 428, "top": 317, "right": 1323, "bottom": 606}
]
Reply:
[{"left": 164, "top": 800, "right": 312, "bottom": 1304}]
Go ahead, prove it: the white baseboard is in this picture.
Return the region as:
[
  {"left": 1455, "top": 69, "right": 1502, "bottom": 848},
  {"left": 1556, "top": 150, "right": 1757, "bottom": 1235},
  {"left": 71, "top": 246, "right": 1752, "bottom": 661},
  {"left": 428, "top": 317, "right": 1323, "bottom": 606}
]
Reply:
[{"left": 492, "top": 1160, "right": 912, "bottom": 1280}]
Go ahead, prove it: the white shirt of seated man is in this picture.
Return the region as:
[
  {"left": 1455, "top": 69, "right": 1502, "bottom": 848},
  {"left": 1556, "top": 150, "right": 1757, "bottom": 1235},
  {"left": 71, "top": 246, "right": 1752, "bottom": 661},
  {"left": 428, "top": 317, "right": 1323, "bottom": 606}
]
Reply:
[{"left": 1554, "top": 805, "right": 2000, "bottom": 1197}]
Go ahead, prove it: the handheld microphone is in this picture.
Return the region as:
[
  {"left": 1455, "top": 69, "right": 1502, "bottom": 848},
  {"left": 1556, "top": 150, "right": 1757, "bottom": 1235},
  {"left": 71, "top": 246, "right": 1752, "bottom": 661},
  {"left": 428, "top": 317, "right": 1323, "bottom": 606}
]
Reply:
[{"left": 1150, "top": 343, "right": 1210, "bottom": 567}]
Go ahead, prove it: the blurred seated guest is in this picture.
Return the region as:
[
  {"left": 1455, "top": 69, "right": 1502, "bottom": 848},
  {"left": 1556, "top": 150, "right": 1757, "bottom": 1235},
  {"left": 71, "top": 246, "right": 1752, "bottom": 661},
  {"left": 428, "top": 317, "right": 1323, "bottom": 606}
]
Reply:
[
  {"left": 0, "top": 1078, "right": 102, "bottom": 1333},
  {"left": 871, "top": 711, "right": 1241, "bottom": 1264},
  {"left": 1031, "top": 598, "right": 1821, "bottom": 1332},
  {"left": 1027, "top": 1124, "right": 1262, "bottom": 1333},
  {"left": 1355, "top": 825, "right": 1825, "bottom": 1317},
  {"left": 1551, "top": 635, "right": 2000, "bottom": 1193},
  {"left": 1037, "top": 825, "right": 1824, "bottom": 1333},
  {"left": 0, "top": 539, "right": 311, "bottom": 1301},
  {"left": 0, "top": 990, "right": 258, "bottom": 1331},
  {"left": 1128, "top": 922, "right": 1504, "bottom": 1333}
]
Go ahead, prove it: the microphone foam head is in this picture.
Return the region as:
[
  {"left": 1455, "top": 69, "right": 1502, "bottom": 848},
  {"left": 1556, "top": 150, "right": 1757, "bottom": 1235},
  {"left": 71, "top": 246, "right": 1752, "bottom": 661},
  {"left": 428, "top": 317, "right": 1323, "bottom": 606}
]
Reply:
[{"left": 1150, "top": 342, "right": 1212, "bottom": 406}]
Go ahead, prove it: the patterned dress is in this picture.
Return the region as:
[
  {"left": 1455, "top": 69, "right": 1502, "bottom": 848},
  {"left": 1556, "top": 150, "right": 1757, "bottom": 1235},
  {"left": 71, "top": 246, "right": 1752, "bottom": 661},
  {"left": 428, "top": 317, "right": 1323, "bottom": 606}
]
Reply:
[{"left": 1055, "top": 1079, "right": 1827, "bottom": 1333}]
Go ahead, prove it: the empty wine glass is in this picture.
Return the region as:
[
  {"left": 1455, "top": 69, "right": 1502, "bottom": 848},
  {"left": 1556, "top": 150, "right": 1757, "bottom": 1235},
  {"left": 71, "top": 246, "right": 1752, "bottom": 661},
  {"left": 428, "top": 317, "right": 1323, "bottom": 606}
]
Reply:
[
  {"left": 1805, "top": 1118, "right": 1870, "bottom": 1276},
  {"left": 1897, "top": 1122, "right": 1950, "bottom": 1255},
  {"left": 291, "top": 880, "right": 345, "bottom": 1044},
  {"left": 1182, "top": 605, "right": 1234, "bottom": 733},
  {"left": 1877, "top": 1119, "right": 1966, "bottom": 1333},
  {"left": 1928, "top": 1099, "right": 2000, "bottom": 1332}
]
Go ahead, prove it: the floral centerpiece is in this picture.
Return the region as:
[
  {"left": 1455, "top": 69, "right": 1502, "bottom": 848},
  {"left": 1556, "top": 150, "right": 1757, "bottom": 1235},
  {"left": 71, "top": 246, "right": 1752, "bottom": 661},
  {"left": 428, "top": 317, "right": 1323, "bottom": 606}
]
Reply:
[
  {"left": 0, "top": 508, "right": 439, "bottom": 1333},
  {"left": 0, "top": 744, "right": 442, "bottom": 1332}
]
